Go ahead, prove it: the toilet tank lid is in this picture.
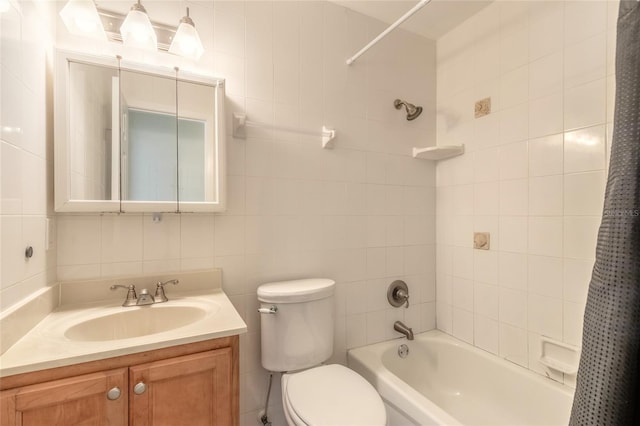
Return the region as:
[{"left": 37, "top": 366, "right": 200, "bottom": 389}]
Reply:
[{"left": 258, "top": 278, "right": 335, "bottom": 303}]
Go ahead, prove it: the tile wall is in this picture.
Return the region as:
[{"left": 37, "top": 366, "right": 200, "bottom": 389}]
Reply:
[
  {"left": 52, "top": 1, "right": 438, "bottom": 423},
  {"left": 0, "top": 1, "right": 57, "bottom": 311},
  {"left": 435, "top": 0, "right": 617, "bottom": 386}
]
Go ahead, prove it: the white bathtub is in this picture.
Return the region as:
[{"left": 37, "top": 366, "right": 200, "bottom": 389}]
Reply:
[{"left": 348, "top": 330, "right": 574, "bottom": 426}]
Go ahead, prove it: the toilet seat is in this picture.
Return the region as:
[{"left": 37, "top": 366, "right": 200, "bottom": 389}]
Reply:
[{"left": 282, "top": 364, "right": 386, "bottom": 426}]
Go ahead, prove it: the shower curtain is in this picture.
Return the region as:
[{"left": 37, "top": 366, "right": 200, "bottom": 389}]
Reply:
[{"left": 569, "top": 1, "right": 640, "bottom": 424}]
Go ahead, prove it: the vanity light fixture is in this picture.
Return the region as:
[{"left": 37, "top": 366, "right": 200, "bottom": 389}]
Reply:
[
  {"left": 59, "top": 0, "right": 107, "bottom": 40},
  {"left": 59, "top": 0, "right": 206, "bottom": 59},
  {"left": 120, "top": 0, "right": 157, "bottom": 51},
  {"left": 168, "top": 7, "right": 204, "bottom": 60}
]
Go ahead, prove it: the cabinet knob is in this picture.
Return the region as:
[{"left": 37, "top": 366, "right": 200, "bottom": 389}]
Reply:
[
  {"left": 134, "top": 381, "right": 147, "bottom": 395},
  {"left": 106, "top": 386, "right": 121, "bottom": 400}
]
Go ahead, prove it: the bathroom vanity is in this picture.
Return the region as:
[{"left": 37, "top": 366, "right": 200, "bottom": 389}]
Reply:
[
  {"left": 0, "top": 337, "right": 237, "bottom": 425},
  {"left": 0, "top": 270, "right": 246, "bottom": 426}
]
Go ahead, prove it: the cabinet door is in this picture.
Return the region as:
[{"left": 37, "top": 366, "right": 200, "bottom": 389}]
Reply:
[
  {"left": 0, "top": 368, "right": 127, "bottom": 426},
  {"left": 129, "top": 348, "right": 235, "bottom": 426}
]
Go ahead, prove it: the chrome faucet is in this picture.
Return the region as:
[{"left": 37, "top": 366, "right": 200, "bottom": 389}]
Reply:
[
  {"left": 111, "top": 279, "right": 180, "bottom": 307},
  {"left": 394, "top": 321, "right": 414, "bottom": 340}
]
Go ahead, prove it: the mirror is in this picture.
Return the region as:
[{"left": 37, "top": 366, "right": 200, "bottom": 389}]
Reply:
[{"left": 54, "top": 51, "right": 226, "bottom": 213}]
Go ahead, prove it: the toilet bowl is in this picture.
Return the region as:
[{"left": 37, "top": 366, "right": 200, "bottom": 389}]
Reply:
[
  {"left": 281, "top": 364, "right": 386, "bottom": 426},
  {"left": 258, "top": 278, "right": 386, "bottom": 426}
]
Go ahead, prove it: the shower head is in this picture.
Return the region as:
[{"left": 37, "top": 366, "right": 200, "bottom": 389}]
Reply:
[{"left": 394, "top": 99, "right": 423, "bottom": 121}]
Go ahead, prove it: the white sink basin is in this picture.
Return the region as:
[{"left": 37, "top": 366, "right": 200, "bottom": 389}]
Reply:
[{"left": 64, "top": 304, "right": 215, "bottom": 342}]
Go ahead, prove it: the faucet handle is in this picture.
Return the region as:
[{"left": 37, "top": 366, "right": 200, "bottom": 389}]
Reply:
[
  {"left": 396, "top": 289, "right": 410, "bottom": 308},
  {"left": 110, "top": 284, "right": 137, "bottom": 307},
  {"left": 387, "top": 280, "right": 410, "bottom": 308},
  {"left": 157, "top": 279, "right": 179, "bottom": 288},
  {"left": 155, "top": 279, "right": 179, "bottom": 303}
]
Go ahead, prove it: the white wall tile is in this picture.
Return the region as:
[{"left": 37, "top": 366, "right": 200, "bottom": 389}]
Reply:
[
  {"left": 101, "top": 215, "right": 143, "bottom": 264},
  {"left": 499, "top": 216, "right": 528, "bottom": 254},
  {"left": 564, "top": 33, "right": 606, "bottom": 89},
  {"left": 564, "top": 79, "right": 607, "bottom": 131},
  {"left": 474, "top": 282, "right": 499, "bottom": 320},
  {"left": 499, "top": 287, "right": 527, "bottom": 328},
  {"left": 57, "top": 216, "right": 101, "bottom": 266},
  {"left": 500, "top": 66, "right": 529, "bottom": 109},
  {"left": 1, "top": 216, "right": 25, "bottom": 287},
  {"left": 452, "top": 246, "right": 474, "bottom": 280},
  {"left": 437, "top": 302, "right": 453, "bottom": 334},
  {"left": 564, "top": 216, "right": 600, "bottom": 260},
  {"left": 529, "top": 51, "right": 563, "bottom": 100},
  {"left": 529, "top": 1, "right": 563, "bottom": 61},
  {"left": 529, "top": 175, "right": 563, "bottom": 216},
  {"left": 474, "top": 315, "right": 499, "bottom": 355},
  {"left": 529, "top": 134, "right": 563, "bottom": 177},
  {"left": 528, "top": 255, "right": 563, "bottom": 298},
  {"left": 564, "top": 171, "right": 606, "bottom": 216},
  {"left": 563, "top": 258, "right": 592, "bottom": 304},
  {"left": 563, "top": 0, "right": 607, "bottom": 47},
  {"left": 529, "top": 92, "right": 563, "bottom": 138},
  {"left": 528, "top": 294, "right": 563, "bottom": 340},
  {"left": 474, "top": 148, "right": 500, "bottom": 183},
  {"left": 499, "top": 103, "right": 529, "bottom": 145},
  {"left": 452, "top": 308, "right": 474, "bottom": 344},
  {"left": 474, "top": 182, "right": 500, "bottom": 216},
  {"left": 499, "top": 323, "right": 528, "bottom": 367},
  {"left": 528, "top": 216, "right": 563, "bottom": 257},
  {"left": 563, "top": 300, "right": 585, "bottom": 346},
  {"left": 453, "top": 277, "right": 474, "bottom": 311},
  {"left": 500, "top": 179, "right": 528, "bottom": 216},
  {"left": 564, "top": 125, "right": 606, "bottom": 173},
  {"left": 143, "top": 214, "right": 181, "bottom": 261},
  {"left": 499, "top": 141, "right": 528, "bottom": 180},
  {"left": 498, "top": 252, "right": 527, "bottom": 291}
]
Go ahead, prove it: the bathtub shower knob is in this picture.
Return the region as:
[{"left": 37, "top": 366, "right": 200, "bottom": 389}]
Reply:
[
  {"left": 387, "top": 280, "right": 410, "bottom": 308},
  {"left": 106, "top": 387, "right": 121, "bottom": 400}
]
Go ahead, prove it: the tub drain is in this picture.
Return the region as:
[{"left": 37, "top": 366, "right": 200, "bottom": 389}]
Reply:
[{"left": 398, "top": 344, "right": 409, "bottom": 358}]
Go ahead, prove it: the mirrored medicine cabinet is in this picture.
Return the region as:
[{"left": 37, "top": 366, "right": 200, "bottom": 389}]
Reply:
[{"left": 54, "top": 51, "right": 226, "bottom": 213}]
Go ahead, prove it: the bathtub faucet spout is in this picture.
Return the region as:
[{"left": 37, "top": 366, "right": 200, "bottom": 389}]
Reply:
[{"left": 394, "top": 321, "right": 414, "bottom": 340}]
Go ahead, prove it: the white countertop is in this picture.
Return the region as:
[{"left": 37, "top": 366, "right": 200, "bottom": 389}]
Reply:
[{"left": 0, "top": 288, "right": 247, "bottom": 377}]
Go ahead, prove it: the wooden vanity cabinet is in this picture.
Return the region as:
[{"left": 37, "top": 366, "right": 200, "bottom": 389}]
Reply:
[
  {"left": 0, "top": 336, "right": 239, "bottom": 426},
  {"left": 0, "top": 368, "right": 128, "bottom": 426}
]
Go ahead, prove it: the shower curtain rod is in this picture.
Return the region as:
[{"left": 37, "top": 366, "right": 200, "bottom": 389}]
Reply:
[{"left": 346, "top": 0, "right": 432, "bottom": 66}]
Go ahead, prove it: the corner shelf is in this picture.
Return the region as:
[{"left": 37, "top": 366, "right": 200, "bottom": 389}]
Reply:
[{"left": 412, "top": 145, "right": 464, "bottom": 161}]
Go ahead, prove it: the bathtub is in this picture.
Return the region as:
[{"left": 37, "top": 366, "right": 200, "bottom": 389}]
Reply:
[{"left": 348, "top": 330, "right": 574, "bottom": 426}]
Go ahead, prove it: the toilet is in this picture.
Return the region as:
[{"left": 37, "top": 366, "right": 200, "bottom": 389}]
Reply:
[{"left": 258, "top": 278, "right": 387, "bottom": 426}]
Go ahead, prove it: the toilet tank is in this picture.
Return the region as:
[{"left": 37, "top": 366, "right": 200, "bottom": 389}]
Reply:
[{"left": 258, "top": 278, "right": 335, "bottom": 372}]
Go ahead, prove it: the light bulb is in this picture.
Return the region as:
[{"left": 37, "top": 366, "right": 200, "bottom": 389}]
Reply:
[
  {"left": 74, "top": 16, "right": 97, "bottom": 32},
  {"left": 59, "top": 0, "right": 106, "bottom": 40},
  {"left": 120, "top": 1, "right": 157, "bottom": 51},
  {"left": 0, "top": 0, "right": 11, "bottom": 13},
  {"left": 169, "top": 7, "right": 204, "bottom": 60}
]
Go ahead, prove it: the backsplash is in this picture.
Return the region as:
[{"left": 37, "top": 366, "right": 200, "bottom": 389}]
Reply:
[{"left": 435, "top": 0, "right": 617, "bottom": 386}]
